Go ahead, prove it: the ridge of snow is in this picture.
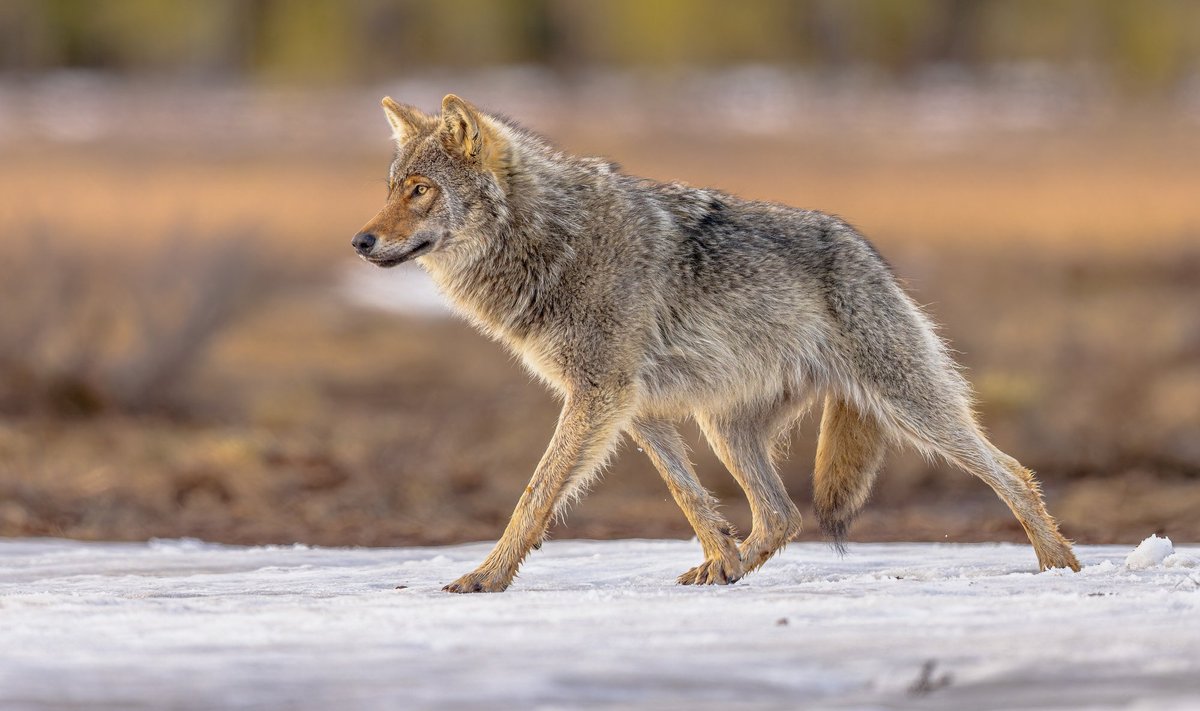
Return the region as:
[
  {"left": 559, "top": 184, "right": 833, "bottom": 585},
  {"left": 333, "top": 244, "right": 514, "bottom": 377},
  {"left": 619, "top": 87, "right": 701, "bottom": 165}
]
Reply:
[{"left": 1125, "top": 534, "right": 1176, "bottom": 570}]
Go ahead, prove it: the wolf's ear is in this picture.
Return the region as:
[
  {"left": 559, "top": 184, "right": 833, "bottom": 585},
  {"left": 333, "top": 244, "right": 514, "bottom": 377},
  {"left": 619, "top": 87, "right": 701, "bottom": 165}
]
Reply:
[
  {"left": 439, "top": 94, "right": 513, "bottom": 174},
  {"left": 440, "top": 94, "right": 490, "bottom": 161},
  {"left": 381, "top": 97, "right": 428, "bottom": 144}
]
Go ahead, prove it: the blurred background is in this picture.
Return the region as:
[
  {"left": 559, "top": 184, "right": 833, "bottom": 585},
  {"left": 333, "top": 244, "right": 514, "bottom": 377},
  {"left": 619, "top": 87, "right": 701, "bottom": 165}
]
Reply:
[{"left": 1, "top": 0, "right": 1198, "bottom": 547}]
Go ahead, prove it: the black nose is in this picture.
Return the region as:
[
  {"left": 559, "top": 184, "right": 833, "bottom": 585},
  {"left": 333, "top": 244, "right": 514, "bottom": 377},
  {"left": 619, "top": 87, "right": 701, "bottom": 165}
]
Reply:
[{"left": 352, "top": 232, "right": 377, "bottom": 255}]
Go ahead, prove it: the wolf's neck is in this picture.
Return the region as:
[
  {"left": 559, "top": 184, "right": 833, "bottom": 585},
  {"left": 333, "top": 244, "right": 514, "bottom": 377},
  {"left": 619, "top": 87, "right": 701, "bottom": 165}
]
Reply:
[{"left": 424, "top": 193, "right": 576, "bottom": 342}]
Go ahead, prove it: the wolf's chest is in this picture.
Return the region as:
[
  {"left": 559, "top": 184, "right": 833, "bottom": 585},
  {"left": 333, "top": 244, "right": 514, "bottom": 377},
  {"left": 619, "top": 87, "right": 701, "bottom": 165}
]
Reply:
[{"left": 509, "top": 333, "right": 570, "bottom": 394}]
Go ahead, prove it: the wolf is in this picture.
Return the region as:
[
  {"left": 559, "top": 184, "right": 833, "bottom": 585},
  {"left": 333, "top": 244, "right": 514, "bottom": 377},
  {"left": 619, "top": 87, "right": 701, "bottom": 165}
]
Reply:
[{"left": 352, "top": 94, "right": 1080, "bottom": 593}]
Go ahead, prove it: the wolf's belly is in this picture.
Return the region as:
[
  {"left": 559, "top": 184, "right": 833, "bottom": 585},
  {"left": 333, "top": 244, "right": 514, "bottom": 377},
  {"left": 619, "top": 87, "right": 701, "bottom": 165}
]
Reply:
[{"left": 635, "top": 324, "right": 835, "bottom": 416}]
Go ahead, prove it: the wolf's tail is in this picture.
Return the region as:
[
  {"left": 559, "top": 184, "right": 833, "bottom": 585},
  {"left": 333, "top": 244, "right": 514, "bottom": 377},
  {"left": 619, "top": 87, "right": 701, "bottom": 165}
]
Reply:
[{"left": 813, "top": 394, "right": 888, "bottom": 554}]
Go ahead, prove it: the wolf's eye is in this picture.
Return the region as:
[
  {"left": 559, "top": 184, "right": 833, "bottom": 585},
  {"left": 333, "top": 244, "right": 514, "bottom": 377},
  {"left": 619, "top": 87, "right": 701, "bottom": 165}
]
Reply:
[{"left": 413, "top": 184, "right": 428, "bottom": 196}]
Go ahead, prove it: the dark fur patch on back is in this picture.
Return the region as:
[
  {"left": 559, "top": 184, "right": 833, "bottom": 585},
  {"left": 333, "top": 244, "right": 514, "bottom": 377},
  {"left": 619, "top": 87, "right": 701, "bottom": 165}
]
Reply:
[
  {"left": 678, "top": 196, "right": 731, "bottom": 277},
  {"left": 695, "top": 196, "right": 726, "bottom": 231}
]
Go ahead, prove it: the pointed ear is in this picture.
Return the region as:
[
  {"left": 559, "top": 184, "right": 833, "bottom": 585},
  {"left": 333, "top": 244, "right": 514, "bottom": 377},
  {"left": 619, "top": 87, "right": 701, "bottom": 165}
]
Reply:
[
  {"left": 381, "top": 97, "right": 429, "bottom": 144},
  {"left": 440, "top": 94, "right": 488, "bottom": 160},
  {"left": 439, "top": 94, "right": 514, "bottom": 175}
]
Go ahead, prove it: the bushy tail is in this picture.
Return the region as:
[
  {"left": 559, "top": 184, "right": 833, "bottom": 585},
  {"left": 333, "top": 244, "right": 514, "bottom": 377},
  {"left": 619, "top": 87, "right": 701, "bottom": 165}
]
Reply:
[{"left": 813, "top": 395, "right": 888, "bottom": 554}]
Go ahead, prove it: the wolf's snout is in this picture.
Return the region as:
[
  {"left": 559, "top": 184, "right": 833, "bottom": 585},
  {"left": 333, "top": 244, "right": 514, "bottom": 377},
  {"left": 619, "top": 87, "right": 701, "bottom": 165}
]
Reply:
[{"left": 352, "top": 232, "right": 377, "bottom": 255}]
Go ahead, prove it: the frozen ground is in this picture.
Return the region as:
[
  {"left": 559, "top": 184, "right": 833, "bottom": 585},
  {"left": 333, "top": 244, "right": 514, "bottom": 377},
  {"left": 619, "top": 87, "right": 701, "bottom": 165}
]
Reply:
[{"left": 1, "top": 538, "right": 1198, "bottom": 710}]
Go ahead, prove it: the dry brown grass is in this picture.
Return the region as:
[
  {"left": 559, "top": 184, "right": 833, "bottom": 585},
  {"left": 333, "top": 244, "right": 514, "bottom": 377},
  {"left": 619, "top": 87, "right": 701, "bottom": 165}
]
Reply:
[
  {"left": 1, "top": 118, "right": 1198, "bottom": 546},
  {"left": 0, "top": 229, "right": 266, "bottom": 415}
]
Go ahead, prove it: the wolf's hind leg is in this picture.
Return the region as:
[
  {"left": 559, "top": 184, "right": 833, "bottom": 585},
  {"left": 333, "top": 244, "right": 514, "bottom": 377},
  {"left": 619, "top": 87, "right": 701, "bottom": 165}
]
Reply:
[
  {"left": 813, "top": 395, "right": 889, "bottom": 553},
  {"left": 883, "top": 389, "right": 1080, "bottom": 572},
  {"left": 696, "top": 408, "right": 803, "bottom": 576},
  {"left": 629, "top": 418, "right": 743, "bottom": 585},
  {"left": 960, "top": 437, "right": 1080, "bottom": 571}
]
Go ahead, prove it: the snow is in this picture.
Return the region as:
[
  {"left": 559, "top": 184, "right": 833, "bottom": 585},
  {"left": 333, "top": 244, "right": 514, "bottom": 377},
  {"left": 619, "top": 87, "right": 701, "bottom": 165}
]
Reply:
[
  {"left": 1125, "top": 534, "right": 1175, "bottom": 570},
  {"left": 1165, "top": 553, "right": 1199, "bottom": 568},
  {"left": 1, "top": 538, "right": 1198, "bottom": 710}
]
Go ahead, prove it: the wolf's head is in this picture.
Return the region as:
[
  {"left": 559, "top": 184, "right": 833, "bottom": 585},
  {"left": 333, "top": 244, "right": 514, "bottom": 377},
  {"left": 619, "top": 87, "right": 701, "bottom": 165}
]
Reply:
[{"left": 352, "top": 94, "right": 515, "bottom": 268}]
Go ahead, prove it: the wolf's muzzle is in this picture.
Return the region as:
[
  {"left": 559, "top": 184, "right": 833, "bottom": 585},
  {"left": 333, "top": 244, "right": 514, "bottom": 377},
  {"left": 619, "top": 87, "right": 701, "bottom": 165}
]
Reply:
[{"left": 351, "top": 232, "right": 377, "bottom": 255}]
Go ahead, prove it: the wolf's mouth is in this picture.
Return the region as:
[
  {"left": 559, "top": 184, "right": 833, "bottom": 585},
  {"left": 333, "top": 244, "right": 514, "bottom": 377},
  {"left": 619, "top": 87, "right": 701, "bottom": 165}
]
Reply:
[{"left": 371, "top": 238, "right": 434, "bottom": 268}]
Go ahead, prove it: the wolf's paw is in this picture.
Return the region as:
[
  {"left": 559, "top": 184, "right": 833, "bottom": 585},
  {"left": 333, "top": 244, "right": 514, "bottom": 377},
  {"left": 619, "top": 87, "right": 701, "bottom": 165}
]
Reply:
[
  {"left": 738, "top": 512, "right": 802, "bottom": 574},
  {"left": 738, "top": 535, "right": 791, "bottom": 575},
  {"left": 443, "top": 569, "right": 511, "bottom": 593},
  {"left": 737, "top": 541, "right": 775, "bottom": 573},
  {"left": 677, "top": 556, "right": 744, "bottom": 586},
  {"left": 1037, "top": 544, "right": 1081, "bottom": 573}
]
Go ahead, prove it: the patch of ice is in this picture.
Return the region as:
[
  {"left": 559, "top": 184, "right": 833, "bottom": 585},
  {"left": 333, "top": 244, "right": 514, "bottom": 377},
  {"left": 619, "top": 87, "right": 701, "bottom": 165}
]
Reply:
[
  {"left": 147, "top": 537, "right": 210, "bottom": 552},
  {"left": 1126, "top": 534, "right": 1175, "bottom": 570}
]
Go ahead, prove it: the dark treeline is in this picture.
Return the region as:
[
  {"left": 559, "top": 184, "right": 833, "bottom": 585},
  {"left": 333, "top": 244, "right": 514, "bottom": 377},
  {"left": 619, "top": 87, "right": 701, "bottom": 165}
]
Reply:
[{"left": 1, "top": 0, "right": 1197, "bottom": 91}]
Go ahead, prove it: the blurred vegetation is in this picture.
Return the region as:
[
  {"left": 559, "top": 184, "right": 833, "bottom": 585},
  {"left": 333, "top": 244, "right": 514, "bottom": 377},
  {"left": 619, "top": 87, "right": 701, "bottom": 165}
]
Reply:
[
  {"left": 1, "top": 1, "right": 1197, "bottom": 547},
  {"left": 1, "top": 0, "right": 1199, "bottom": 91},
  {"left": 0, "top": 231, "right": 264, "bottom": 418}
]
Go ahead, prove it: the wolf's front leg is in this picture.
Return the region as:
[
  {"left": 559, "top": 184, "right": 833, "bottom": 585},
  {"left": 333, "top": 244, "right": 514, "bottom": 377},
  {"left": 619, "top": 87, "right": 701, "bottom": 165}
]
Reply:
[{"left": 443, "top": 387, "right": 631, "bottom": 593}]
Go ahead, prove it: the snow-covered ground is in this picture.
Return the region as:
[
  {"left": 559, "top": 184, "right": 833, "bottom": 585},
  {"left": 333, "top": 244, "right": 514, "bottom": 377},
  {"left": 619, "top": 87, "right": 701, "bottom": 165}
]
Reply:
[{"left": 1, "top": 537, "right": 1197, "bottom": 710}]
